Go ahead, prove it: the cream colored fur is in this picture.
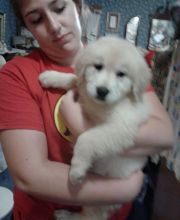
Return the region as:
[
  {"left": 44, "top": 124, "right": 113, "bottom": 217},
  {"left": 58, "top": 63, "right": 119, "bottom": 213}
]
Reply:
[{"left": 39, "top": 37, "right": 151, "bottom": 220}]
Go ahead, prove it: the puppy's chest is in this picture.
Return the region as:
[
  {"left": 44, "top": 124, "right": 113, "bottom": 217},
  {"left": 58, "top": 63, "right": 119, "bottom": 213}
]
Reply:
[
  {"left": 83, "top": 99, "right": 147, "bottom": 127},
  {"left": 85, "top": 108, "right": 115, "bottom": 125}
]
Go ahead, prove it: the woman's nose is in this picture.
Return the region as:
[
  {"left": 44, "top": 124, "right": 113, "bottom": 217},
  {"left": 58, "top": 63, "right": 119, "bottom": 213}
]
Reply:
[{"left": 46, "top": 13, "right": 61, "bottom": 34}]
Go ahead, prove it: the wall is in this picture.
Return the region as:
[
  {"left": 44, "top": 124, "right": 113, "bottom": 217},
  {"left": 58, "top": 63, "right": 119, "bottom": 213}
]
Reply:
[
  {"left": 0, "top": 0, "right": 17, "bottom": 49},
  {"left": 85, "top": 0, "right": 175, "bottom": 48},
  {"left": 0, "top": 0, "right": 176, "bottom": 49}
]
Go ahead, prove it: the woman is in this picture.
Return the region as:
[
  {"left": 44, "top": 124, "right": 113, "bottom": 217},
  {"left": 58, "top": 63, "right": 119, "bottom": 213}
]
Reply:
[{"left": 0, "top": 0, "right": 173, "bottom": 219}]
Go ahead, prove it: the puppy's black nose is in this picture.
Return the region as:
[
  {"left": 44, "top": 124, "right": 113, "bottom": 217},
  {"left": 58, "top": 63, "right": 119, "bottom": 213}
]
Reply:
[{"left": 96, "top": 86, "right": 109, "bottom": 100}]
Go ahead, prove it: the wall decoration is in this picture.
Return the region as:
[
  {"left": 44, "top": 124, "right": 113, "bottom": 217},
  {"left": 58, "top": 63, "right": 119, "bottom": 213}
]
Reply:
[
  {"left": 0, "top": 12, "right": 6, "bottom": 42},
  {"left": 125, "top": 16, "right": 140, "bottom": 45},
  {"left": 148, "top": 19, "right": 175, "bottom": 51},
  {"left": 106, "top": 12, "right": 120, "bottom": 32}
]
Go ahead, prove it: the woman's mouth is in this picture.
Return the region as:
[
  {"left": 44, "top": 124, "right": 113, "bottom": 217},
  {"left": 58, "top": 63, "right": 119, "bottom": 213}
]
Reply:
[{"left": 52, "top": 33, "right": 71, "bottom": 44}]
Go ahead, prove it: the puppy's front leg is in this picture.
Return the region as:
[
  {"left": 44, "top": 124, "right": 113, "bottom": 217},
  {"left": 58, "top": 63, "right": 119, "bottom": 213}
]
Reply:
[
  {"left": 69, "top": 133, "right": 94, "bottom": 185},
  {"left": 39, "top": 70, "right": 77, "bottom": 90},
  {"left": 69, "top": 124, "right": 135, "bottom": 185}
]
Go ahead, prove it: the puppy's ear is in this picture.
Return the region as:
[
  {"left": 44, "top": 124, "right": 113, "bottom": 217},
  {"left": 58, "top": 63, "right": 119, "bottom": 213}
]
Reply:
[
  {"left": 75, "top": 48, "right": 90, "bottom": 86},
  {"left": 132, "top": 59, "right": 152, "bottom": 101}
]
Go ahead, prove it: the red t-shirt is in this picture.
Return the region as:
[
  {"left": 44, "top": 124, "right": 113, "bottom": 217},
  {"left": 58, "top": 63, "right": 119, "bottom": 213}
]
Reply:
[{"left": 0, "top": 49, "right": 154, "bottom": 220}]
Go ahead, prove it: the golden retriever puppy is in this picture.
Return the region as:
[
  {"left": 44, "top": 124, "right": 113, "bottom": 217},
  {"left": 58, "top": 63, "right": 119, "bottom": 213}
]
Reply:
[{"left": 39, "top": 36, "right": 151, "bottom": 220}]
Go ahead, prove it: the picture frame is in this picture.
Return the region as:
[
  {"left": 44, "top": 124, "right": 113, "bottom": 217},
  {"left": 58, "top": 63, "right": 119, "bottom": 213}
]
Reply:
[
  {"left": 148, "top": 18, "right": 175, "bottom": 51},
  {"left": 0, "top": 12, "right": 6, "bottom": 42},
  {"left": 106, "top": 12, "right": 120, "bottom": 32}
]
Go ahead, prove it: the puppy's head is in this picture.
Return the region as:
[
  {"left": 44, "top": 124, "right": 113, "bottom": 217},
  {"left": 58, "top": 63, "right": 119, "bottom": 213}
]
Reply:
[{"left": 75, "top": 37, "right": 151, "bottom": 105}]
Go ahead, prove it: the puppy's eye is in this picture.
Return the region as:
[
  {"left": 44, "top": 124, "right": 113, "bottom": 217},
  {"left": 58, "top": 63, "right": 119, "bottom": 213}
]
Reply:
[
  {"left": 94, "top": 64, "right": 103, "bottom": 71},
  {"left": 117, "top": 71, "right": 125, "bottom": 77}
]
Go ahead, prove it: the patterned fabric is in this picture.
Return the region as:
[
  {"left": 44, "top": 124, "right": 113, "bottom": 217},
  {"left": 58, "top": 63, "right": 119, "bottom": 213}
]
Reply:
[
  {"left": 151, "top": 50, "right": 173, "bottom": 102},
  {"left": 163, "top": 40, "right": 180, "bottom": 179}
]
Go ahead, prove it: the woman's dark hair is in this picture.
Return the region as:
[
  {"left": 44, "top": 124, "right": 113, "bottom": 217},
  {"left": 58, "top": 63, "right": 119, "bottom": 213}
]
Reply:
[
  {"left": 11, "top": 0, "right": 83, "bottom": 26},
  {"left": 11, "top": 0, "right": 25, "bottom": 26}
]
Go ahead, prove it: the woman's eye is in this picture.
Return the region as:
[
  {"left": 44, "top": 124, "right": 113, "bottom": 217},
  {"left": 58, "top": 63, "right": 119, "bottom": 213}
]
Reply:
[
  {"left": 29, "top": 15, "right": 43, "bottom": 25},
  {"left": 94, "top": 64, "right": 103, "bottom": 71},
  {"left": 54, "top": 6, "right": 66, "bottom": 14},
  {"left": 30, "top": 17, "right": 43, "bottom": 25},
  {"left": 117, "top": 71, "right": 125, "bottom": 77}
]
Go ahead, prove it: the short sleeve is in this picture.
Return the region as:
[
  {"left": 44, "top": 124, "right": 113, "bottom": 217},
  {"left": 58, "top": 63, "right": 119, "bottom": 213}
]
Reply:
[{"left": 0, "top": 58, "right": 44, "bottom": 132}]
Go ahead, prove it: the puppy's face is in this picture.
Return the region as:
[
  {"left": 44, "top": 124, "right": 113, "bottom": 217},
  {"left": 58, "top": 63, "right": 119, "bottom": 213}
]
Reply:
[
  {"left": 83, "top": 58, "right": 132, "bottom": 105},
  {"left": 76, "top": 37, "right": 151, "bottom": 105}
]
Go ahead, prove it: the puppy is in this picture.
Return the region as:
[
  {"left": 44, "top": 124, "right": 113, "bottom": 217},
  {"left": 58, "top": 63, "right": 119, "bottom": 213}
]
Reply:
[{"left": 39, "top": 36, "right": 151, "bottom": 220}]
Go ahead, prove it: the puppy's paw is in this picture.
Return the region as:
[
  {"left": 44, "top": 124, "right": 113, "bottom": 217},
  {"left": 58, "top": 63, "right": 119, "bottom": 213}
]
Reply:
[
  {"left": 39, "top": 70, "right": 59, "bottom": 88},
  {"left": 54, "top": 210, "right": 72, "bottom": 220},
  {"left": 39, "top": 70, "right": 77, "bottom": 90},
  {"left": 69, "top": 165, "right": 86, "bottom": 185}
]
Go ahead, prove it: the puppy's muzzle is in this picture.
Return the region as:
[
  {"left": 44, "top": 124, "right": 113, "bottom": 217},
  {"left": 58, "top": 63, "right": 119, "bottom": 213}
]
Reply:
[{"left": 96, "top": 86, "right": 109, "bottom": 101}]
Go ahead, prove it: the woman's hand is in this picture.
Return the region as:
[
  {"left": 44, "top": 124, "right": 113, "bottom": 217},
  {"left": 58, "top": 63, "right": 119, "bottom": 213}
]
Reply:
[
  {"left": 60, "top": 89, "right": 90, "bottom": 139},
  {"left": 122, "top": 92, "right": 174, "bottom": 157}
]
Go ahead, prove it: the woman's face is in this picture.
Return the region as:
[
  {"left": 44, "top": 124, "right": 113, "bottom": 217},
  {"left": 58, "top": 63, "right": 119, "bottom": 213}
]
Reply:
[{"left": 21, "top": 0, "right": 82, "bottom": 65}]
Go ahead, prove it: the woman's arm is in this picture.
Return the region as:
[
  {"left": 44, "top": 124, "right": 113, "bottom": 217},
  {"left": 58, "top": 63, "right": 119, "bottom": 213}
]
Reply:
[
  {"left": 60, "top": 89, "right": 92, "bottom": 138},
  {"left": 0, "top": 129, "right": 143, "bottom": 205},
  {"left": 60, "top": 90, "right": 174, "bottom": 156},
  {"left": 124, "top": 91, "right": 174, "bottom": 156}
]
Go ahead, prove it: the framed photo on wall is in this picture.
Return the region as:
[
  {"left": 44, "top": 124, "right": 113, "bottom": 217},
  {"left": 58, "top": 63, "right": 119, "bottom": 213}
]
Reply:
[
  {"left": 148, "top": 19, "right": 175, "bottom": 51},
  {"left": 106, "top": 12, "right": 120, "bottom": 32},
  {"left": 0, "top": 12, "right": 6, "bottom": 42}
]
